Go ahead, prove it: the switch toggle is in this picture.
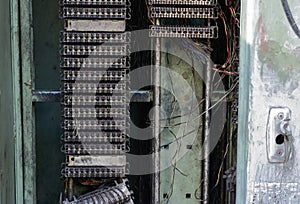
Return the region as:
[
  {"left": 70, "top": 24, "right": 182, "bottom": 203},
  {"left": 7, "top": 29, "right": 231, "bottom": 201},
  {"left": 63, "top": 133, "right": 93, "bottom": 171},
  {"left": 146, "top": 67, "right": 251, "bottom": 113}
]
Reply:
[{"left": 266, "top": 107, "right": 292, "bottom": 163}]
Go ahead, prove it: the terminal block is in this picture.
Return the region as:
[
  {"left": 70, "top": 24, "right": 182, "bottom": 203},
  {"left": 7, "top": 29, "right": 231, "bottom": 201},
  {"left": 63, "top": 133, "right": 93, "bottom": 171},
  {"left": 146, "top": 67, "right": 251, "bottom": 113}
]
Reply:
[
  {"left": 63, "top": 95, "right": 127, "bottom": 106},
  {"left": 62, "top": 7, "right": 127, "bottom": 19},
  {"left": 61, "top": 32, "right": 130, "bottom": 44},
  {"left": 63, "top": 119, "right": 127, "bottom": 131},
  {"left": 149, "top": 0, "right": 217, "bottom": 6},
  {"left": 150, "top": 25, "right": 218, "bottom": 38},
  {"left": 63, "top": 130, "right": 127, "bottom": 143},
  {"left": 60, "top": 0, "right": 132, "bottom": 201},
  {"left": 63, "top": 107, "right": 127, "bottom": 118},
  {"left": 63, "top": 143, "right": 126, "bottom": 155},
  {"left": 61, "top": 0, "right": 127, "bottom": 6},
  {"left": 62, "top": 70, "right": 127, "bottom": 81},
  {"left": 61, "top": 44, "right": 129, "bottom": 56},
  {"left": 62, "top": 166, "right": 126, "bottom": 178},
  {"left": 148, "top": 0, "right": 219, "bottom": 39},
  {"left": 150, "top": 7, "right": 218, "bottom": 19},
  {"left": 61, "top": 57, "right": 129, "bottom": 69},
  {"left": 63, "top": 82, "right": 127, "bottom": 95}
]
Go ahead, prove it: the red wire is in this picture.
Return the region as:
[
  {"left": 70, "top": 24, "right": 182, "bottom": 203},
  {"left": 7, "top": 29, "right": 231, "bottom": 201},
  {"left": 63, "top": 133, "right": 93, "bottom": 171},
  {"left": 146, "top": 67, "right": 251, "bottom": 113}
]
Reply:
[
  {"left": 213, "top": 67, "right": 237, "bottom": 75},
  {"left": 145, "top": 0, "right": 154, "bottom": 25},
  {"left": 221, "top": 13, "right": 230, "bottom": 66}
]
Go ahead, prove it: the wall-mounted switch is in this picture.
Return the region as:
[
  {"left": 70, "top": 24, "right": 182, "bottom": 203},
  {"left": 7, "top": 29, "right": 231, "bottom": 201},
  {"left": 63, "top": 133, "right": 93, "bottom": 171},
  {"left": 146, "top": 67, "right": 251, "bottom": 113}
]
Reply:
[{"left": 266, "top": 107, "right": 292, "bottom": 163}]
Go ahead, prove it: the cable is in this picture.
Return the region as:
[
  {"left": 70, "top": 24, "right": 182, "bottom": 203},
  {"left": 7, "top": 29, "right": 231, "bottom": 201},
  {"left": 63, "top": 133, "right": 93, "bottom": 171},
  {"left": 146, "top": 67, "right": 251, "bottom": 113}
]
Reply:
[
  {"left": 281, "top": 0, "right": 300, "bottom": 39},
  {"left": 145, "top": 0, "right": 154, "bottom": 25},
  {"left": 164, "top": 130, "right": 180, "bottom": 204},
  {"left": 212, "top": 143, "right": 229, "bottom": 189}
]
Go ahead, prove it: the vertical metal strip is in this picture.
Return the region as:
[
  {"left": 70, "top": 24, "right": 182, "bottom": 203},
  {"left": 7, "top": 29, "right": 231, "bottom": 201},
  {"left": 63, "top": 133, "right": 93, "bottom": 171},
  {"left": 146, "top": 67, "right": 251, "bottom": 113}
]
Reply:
[
  {"left": 11, "top": 0, "right": 24, "bottom": 202},
  {"left": 68, "top": 178, "right": 74, "bottom": 201},
  {"left": 20, "top": 0, "right": 36, "bottom": 202},
  {"left": 236, "top": 0, "right": 251, "bottom": 202},
  {"left": 203, "top": 57, "right": 211, "bottom": 204},
  {"left": 153, "top": 18, "right": 161, "bottom": 204},
  {"left": 236, "top": 60, "right": 250, "bottom": 203},
  {"left": 202, "top": 17, "right": 212, "bottom": 203}
]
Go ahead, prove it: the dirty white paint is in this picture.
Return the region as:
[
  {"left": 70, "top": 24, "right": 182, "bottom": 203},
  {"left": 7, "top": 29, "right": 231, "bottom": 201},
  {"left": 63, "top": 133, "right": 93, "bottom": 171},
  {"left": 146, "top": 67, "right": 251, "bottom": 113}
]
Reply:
[{"left": 239, "top": 0, "right": 300, "bottom": 203}]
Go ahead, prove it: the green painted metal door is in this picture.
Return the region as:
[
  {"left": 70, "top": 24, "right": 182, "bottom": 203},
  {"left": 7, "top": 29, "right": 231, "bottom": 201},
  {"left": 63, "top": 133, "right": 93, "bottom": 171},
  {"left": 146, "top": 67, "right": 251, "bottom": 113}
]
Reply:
[{"left": 0, "top": 0, "right": 21, "bottom": 203}]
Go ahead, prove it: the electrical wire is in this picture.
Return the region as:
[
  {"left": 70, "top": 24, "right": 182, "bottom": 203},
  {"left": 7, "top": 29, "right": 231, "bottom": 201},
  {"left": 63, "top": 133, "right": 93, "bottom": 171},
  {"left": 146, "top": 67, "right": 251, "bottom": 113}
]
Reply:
[
  {"left": 220, "top": 12, "right": 231, "bottom": 66},
  {"left": 145, "top": 0, "right": 154, "bottom": 25},
  {"left": 164, "top": 130, "right": 180, "bottom": 203},
  {"left": 166, "top": 81, "right": 238, "bottom": 128},
  {"left": 160, "top": 128, "right": 199, "bottom": 148},
  {"left": 212, "top": 143, "right": 229, "bottom": 189},
  {"left": 194, "top": 179, "right": 204, "bottom": 201},
  {"left": 281, "top": 0, "right": 300, "bottom": 39}
]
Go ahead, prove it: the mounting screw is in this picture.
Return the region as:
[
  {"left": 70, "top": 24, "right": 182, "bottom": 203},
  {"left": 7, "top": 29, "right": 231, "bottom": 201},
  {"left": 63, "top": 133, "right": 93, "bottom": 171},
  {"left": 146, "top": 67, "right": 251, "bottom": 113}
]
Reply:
[
  {"left": 277, "top": 112, "right": 284, "bottom": 120},
  {"left": 277, "top": 150, "right": 283, "bottom": 156}
]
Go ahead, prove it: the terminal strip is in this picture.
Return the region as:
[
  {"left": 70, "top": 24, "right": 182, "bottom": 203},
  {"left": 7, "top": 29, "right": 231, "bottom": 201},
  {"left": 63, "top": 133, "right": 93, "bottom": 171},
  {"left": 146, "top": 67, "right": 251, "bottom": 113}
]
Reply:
[
  {"left": 62, "top": 7, "right": 127, "bottom": 19},
  {"left": 61, "top": 57, "right": 129, "bottom": 69},
  {"left": 63, "top": 82, "right": 127, "bottom": 94},
  {"left": 63, "top": 95, "right": 126, "bottom": 106},
  {"left": 149, "top": 0, "right": 216, "bottom": 6},
  {"left": 63, "top": 143, "right": 126, "bottom": 155},
  {"left": 62, "top": 166, "right": 126, "bottom": 178},
  {"left": 64, "top": 107, "right": 127, "bottom": 118},
  {"left": 62, "top": 45, "right": 129, "bottom": 56},
  {"left": 61, "top": 0, "right": 127, "bottom": 6},
  {"left": 63, "top": 119, "right": 127, "bottom": 131},
  {"left": 61, "top": 32, "right": 130, "bottom": 44},
  {"left": 62, "top": 70, "right": 127, "bottom": 81},
  {"left": 64, "top": 96, "right": 124, "bottom": 107},
  {"left": 150, "top": 7, "right": 218, "bottom": 19},
  {"left": 150, "top": 25, "right": 218, "bottom": 38},
  {"left": 63, "top": 130, "right": 127, "bottom": 143}
]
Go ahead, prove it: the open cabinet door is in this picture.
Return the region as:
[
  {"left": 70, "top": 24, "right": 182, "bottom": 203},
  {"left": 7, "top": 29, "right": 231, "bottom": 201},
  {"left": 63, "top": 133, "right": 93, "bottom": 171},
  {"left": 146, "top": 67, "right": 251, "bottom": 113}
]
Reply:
[
  {"left": 0, "top": 0, "right": 15, "bottom": 200},
  {"left": 237, "top": 0, "right": 300, "bottom": 203},
  {"left": 0, "top": 0, "right": 22, "bottom": 203}
]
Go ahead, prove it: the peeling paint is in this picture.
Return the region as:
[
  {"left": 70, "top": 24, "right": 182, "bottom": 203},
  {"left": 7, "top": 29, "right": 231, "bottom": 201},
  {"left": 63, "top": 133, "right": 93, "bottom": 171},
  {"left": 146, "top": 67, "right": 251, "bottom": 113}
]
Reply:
[{"left": 240, "top": 0, "right": 300, "bottom": 203}]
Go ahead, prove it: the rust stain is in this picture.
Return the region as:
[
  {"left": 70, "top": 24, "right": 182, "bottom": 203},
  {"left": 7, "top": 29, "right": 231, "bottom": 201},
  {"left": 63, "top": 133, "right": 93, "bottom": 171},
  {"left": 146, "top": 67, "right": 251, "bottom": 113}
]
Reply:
[{"left": 258, "top": 15, "right": 268, "bottom": 53}]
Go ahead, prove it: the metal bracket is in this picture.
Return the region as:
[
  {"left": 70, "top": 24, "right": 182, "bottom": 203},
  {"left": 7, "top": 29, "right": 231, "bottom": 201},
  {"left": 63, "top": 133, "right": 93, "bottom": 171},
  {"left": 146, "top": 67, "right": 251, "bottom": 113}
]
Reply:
[
  {"left": 266, "top": 107, "right": 292, "bottom": 163},
  {"left": 32, "top": 90, "right": 61, "bottom": 103}
]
